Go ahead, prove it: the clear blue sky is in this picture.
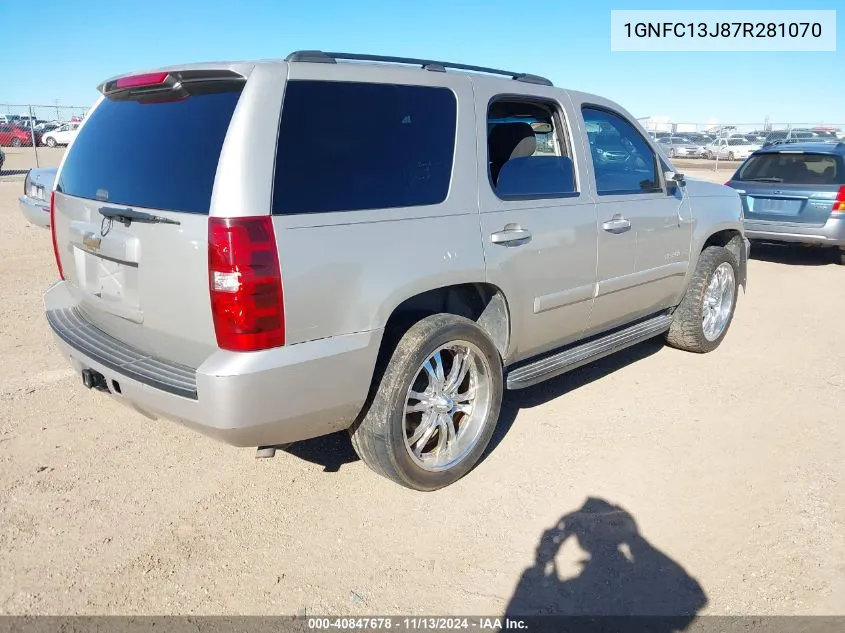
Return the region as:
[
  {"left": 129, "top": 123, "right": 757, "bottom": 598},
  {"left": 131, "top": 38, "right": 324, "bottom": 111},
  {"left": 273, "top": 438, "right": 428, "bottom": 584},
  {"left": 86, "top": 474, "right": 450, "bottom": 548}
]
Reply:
[{"left": 1, "top": 0, "right": 842, "bottom": 124}]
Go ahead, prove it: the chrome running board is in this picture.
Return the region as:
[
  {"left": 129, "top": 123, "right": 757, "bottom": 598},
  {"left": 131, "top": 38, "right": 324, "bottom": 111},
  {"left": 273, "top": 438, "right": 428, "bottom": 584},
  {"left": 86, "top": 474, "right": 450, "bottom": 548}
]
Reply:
[{"left": 506, "top": 313, "right": 673, "bottom": 390}]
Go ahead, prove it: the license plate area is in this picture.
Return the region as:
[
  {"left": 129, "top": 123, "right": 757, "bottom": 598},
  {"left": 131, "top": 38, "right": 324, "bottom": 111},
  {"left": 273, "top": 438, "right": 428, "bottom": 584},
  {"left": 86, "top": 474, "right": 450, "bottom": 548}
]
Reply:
[
  {"left": 73, "top": 247, "right": 141, "bottom": 312},
  {"left": 746, "top": 197, "right": 804, "bottom": 216}
]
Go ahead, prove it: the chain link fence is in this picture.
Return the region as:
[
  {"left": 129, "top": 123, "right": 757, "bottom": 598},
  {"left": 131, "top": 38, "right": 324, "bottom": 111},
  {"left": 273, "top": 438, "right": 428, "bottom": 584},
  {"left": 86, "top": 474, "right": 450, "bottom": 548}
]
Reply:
[
  {"left": 3, "top": 104, "right": 844, "bottom": 176},
  {"left": 0, "top": 103, "right": 90, "bottom": 175},
  {"left": 635, "top": 119, "right": 845, "bottom": 171}
]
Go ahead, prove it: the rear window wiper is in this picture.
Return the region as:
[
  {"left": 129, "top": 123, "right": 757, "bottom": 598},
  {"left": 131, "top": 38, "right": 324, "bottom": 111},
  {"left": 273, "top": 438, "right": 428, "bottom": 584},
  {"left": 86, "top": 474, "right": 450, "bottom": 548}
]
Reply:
[
  {"left": 744, "top": 177, "right": 784, "bottom": 182},
  {"left": 99, "top": 206, "right": 181, "bottom": 227}
]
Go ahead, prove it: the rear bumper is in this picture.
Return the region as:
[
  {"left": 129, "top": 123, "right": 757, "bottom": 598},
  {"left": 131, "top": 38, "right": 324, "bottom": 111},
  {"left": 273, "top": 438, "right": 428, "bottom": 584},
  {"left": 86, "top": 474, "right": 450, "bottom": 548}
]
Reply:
[
  {"left": 18, "top": 194, "right": 50, "bottom": 228},
  {"left": 44, "top": 281, "right": 383, "bottom": 447},
  {"left": 744, "top": 216, "right": 845, "bottom": 247}
]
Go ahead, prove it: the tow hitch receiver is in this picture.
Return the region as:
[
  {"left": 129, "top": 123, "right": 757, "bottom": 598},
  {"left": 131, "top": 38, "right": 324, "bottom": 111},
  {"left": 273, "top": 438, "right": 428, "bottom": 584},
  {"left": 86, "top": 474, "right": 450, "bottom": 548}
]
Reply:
[{"left": 81, "top": 368, "right": 108, "bottom": 392}]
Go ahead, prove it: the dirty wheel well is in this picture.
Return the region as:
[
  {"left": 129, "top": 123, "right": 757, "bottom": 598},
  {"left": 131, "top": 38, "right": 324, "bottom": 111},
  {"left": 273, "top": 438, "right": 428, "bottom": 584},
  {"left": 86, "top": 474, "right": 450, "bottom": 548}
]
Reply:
[
  {"left": 704, "top": 230, "right": 743, "bottom": 262},
  {"left": 379, "top": 284, "right": 510, "bottom": 365}
]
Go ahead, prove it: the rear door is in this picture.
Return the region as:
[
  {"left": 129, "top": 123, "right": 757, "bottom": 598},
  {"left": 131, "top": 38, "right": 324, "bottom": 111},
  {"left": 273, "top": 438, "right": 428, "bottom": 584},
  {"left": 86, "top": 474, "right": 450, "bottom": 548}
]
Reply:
[
  {"left": 474, "top": 85, "right": 598, "bottom": 362},
  {"left": 51, "top": 64, "right": 281, "bottom": 367},
  {"left": 731, "top": 150, "right": 845, "bottom": 226}
]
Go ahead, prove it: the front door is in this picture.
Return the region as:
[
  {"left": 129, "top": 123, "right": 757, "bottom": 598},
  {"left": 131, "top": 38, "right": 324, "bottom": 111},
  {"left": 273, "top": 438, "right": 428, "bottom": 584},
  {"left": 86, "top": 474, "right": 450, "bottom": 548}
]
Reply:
[
  {"left": 476, "top": 87, "right": 598, "bottom": 363},
  {"left": 578, "top": 104, "right": 690, "bottom": 335}
]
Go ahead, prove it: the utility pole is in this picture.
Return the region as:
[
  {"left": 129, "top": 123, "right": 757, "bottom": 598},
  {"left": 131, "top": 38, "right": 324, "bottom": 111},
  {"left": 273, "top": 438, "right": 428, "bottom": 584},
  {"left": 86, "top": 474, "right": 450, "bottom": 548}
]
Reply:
[{"left": 29, "top": 105, "right": 40, "bottom": 168}]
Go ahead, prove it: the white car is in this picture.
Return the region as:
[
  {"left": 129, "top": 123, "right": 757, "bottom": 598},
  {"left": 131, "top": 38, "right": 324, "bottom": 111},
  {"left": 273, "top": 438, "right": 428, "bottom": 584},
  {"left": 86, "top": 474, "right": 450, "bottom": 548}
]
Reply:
[
  {"left": 702, "top": 138, "right": 760, "bottom": 161},
  {"left": 42, "top": 122, "right": 81, "bottom": 147}
]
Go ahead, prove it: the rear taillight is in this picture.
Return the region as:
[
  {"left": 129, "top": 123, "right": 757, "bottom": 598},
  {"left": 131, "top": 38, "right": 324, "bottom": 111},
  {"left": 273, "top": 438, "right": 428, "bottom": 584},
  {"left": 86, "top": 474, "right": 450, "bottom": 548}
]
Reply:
[
  {"left": 208, "top": 217, "right": 285, "bottom": 352},
  {"left": 115, "top": 72, "right": 170, "bottom": 89},
  {"left": 49, "top": 191, "right": 64, "bottom": 280},
  {"left": 832, "top": 186, "right": 845, "bottom": 214}
]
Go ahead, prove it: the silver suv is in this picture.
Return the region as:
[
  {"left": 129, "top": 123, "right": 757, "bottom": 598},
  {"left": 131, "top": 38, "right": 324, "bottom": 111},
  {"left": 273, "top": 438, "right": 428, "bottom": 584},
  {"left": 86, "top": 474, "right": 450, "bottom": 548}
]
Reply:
[{"left": 44, "top": 51, "right": 749, "bottom": 491}]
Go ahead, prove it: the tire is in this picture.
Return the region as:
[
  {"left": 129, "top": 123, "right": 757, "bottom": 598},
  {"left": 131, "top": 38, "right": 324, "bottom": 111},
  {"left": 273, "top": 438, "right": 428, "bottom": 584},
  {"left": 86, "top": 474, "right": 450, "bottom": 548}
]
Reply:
[
  {"left": 666, "top": 246, "right": 739, "bottom": 354},
  {"left": 728, "top": 152, "right": 735, "bottom": 161},
  {"left": 46, "top": 137, "right": 56, "bottom": 148},
  {"left": 349, "top": 313, "right": 503, "bottom": 491},
  {"left": 838, "top": 248, "right": 845, "bottom": 266},
  {"left": 704, "top": 151, "right": 713, "bottom": 160},
  {"left": 668, "top": 148, "right": 676, "bottom": 158},
  {"left": 11, "top": 138, "right": 21, "bottom": 147}
]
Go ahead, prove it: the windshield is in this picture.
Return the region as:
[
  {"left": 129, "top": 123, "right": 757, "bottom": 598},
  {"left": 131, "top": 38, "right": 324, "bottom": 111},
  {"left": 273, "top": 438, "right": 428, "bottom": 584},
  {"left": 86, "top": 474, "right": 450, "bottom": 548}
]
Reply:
[{"left": 736, "top": 152, "right": 845, "bottom": 184}]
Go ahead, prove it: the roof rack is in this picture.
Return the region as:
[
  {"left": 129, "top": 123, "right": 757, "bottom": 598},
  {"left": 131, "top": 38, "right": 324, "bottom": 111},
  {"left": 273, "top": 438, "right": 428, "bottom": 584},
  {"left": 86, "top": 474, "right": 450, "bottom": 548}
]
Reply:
[{"left": 284, "top": 50, "right": 553, "bottom": 87}]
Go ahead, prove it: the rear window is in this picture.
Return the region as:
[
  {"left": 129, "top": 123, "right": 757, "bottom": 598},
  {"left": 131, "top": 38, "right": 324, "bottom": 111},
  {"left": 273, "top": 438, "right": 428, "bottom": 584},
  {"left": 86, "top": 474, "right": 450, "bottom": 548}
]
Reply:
[
  {"left": 272, "top": 80, "right": 456, "bottom": 215},
  {"left": 736, "top": 152, "right": 845, "bottom": 185},
  {"left": 56, "top": 90, "right": 242, "bottom": 214}
]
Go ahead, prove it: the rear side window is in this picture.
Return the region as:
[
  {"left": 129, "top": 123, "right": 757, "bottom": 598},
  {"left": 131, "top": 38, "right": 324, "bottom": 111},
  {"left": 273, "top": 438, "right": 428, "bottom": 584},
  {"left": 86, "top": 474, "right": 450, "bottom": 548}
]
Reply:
[
  {"left": 57, "top": 90, "right": 242, "bottom": 214},
  {"left": 272, "top": 81, "right": 456, "bottom": 215},
  {"left": 737, "top": 153, "right": 845, "bottom": 185}
]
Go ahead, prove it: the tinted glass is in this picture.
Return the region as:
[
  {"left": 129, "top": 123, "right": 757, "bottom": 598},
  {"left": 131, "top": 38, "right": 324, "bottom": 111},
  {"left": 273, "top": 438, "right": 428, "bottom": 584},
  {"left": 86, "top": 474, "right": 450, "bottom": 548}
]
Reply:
[
  {"left": 582, "top": 107, "right": 659, "bottom": 195},
  {"left": 273, "top": 81, "right": 456, "bottom": 214},
  {"left": 57, "top": 90, "right": 242, "bottom": 214},
  {"left": 737, "top": 153, "right": 845, "bottom": 185}
]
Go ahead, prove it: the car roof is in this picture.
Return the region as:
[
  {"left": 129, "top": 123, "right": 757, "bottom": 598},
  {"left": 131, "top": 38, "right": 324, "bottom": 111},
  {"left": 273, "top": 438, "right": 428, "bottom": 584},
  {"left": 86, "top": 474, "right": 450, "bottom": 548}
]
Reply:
[
  {"left": 755, "top": 141, "right": 845, "bottom": 155},
  {"left": 101, "top": 50, "right": 622, "bottom": 103}
]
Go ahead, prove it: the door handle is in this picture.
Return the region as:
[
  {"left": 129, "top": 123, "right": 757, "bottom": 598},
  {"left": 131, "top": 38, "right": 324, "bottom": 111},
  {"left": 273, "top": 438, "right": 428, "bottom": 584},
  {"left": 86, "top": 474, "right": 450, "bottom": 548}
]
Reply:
[
  {"left": 601, "top": 216, "right": 632, "bottom": 234},
  {"left": 491, "top": 224, "right": 532, "bottom": 247}
]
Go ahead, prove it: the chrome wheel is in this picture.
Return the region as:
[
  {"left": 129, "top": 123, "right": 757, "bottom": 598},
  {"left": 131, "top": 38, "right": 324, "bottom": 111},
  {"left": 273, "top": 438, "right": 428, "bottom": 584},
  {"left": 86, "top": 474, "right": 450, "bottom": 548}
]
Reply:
[
  {"left": 403, "top": 341, "right": 493, "bottom": 472},
  {"left": 702, "top": 262, "right": 735, "bottom": 342}
]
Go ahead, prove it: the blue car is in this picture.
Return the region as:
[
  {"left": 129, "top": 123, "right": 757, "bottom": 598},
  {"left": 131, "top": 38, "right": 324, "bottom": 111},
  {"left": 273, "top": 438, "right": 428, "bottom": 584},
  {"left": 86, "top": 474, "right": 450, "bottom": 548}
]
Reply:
[{"left": 725, "top": 142, "right": 845, "bottom": 264}]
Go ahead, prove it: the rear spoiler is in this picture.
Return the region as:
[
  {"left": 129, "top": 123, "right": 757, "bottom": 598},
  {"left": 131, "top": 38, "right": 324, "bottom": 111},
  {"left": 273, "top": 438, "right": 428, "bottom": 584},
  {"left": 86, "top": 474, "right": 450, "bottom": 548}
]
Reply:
[{"left": 98, "top": 69, "right": 246, "bottom": 102}]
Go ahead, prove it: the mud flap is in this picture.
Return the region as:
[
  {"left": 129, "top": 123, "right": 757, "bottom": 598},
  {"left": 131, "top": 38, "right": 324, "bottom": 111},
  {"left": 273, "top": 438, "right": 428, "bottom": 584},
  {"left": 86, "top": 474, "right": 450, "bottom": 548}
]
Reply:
[{"left": 739, "top": 237, "right": 749, "bottom": 292}]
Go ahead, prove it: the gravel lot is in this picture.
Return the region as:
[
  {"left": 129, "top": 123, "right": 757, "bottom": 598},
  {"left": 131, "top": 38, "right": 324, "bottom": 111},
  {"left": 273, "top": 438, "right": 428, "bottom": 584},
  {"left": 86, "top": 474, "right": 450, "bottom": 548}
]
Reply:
[{"left": 1, "top": 177, "right": 843, "bottom": 617}]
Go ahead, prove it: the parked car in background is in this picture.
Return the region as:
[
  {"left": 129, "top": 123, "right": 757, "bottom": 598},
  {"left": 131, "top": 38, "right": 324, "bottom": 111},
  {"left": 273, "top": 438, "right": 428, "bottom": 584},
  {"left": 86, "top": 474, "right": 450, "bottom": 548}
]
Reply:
[
  {"left": 744, "top": 134, "right": 768, "bottom": 144},
  {"left": 656, "top": 136, "right": 705, "bottom": 158},
  {"left": 19, "top": 167, "right": 57, "bottom": 228},
  {"left": 726, "top": 142, "right": 845, "bottom": 264},
  {"left": 808, "top": 129, "right": 838, "bottom": 140},
  {"left": 763, "top": 130, "right": 817, "bottom": 147},
  {"left": 44, "top": 51, "right": 748, "bottom": 491},
  {"left": 672, "top": 132, "right": 713, "bottom": 147},
  {"left": 42, "top": 122, "right": 80, "bottom": 147},
  {"left": 0, "top": 124, "right": 41, "bottom": 147},
  {"left": 703, "top": 137, "right": 760, "bottom": 161},
  {"left": 34, "top": 121, "right": 62, "bottom": 135}
]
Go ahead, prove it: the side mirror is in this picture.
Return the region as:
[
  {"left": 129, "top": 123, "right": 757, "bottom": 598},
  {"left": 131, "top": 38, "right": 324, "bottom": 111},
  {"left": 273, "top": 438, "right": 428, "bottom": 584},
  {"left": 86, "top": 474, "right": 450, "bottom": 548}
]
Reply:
[{"left": 664, "top": 170, "right": 686, "bottom": 187}]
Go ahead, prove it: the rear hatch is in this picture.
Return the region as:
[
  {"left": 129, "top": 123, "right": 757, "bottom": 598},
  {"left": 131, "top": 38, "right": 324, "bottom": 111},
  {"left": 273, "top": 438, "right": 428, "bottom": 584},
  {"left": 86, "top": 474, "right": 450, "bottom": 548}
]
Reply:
[
  {"left": 51, "top": 68, "right": 248, "bottom": 367},
  {"left": 728, "top": 150, "right": 845, "bottom": 226}
]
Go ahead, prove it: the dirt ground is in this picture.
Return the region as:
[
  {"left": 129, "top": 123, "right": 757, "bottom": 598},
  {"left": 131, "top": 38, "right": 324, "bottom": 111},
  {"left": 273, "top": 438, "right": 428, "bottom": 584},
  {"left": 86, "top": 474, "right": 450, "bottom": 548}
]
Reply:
[{"left": 0, "top": 178, "right": 843, "bottom": 617}]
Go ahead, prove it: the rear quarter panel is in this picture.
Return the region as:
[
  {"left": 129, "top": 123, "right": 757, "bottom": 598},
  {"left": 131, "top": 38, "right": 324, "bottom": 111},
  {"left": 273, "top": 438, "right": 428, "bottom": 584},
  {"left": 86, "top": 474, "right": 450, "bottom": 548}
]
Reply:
[{"left": 270, "top": 64, "right": 487, "bottom": 345}]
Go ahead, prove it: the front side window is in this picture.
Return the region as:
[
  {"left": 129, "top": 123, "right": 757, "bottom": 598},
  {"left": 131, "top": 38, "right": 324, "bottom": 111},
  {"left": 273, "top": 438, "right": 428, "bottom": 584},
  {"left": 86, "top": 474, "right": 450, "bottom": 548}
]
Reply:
[
  {"left": 582, "top": 107, "right": 660, "bottom": 195},
  {"left": 272, "top": 80, "right": 457, "bottom": 215}
]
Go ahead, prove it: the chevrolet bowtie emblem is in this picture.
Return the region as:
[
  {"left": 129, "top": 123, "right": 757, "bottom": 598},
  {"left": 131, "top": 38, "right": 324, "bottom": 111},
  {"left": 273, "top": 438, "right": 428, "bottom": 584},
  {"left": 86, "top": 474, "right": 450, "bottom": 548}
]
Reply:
[{"left": 83, "top": 233, "right": 102, "bottom": 250}]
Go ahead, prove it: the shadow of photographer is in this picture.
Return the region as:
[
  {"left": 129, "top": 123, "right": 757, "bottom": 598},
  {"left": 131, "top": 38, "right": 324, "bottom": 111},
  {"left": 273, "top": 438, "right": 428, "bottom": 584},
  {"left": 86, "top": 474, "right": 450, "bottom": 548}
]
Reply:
[{"left": 505, "top": 497, "right": 707, "bottom": 631}]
